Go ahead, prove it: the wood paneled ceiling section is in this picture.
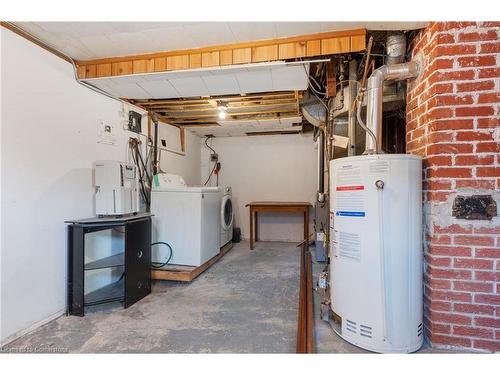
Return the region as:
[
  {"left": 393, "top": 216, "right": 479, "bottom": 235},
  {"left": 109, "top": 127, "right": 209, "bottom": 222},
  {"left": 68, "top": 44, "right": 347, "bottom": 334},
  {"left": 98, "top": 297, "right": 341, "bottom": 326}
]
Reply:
[
  {"left": 75, "top": 29, "right": 366, "bottom": 79},
  {"left": 75, "top": 28, "right": 366, "bottom": 131},
  {"left": 132, "top": 91, "right": 300, "bottom": 127}
]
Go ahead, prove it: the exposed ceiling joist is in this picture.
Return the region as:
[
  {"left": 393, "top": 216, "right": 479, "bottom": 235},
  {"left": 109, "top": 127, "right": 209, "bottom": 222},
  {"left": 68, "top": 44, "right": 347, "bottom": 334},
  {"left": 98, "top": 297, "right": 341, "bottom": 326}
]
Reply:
[
  {"left": 132, "top": 91, "right": 300, "bottom": 128},
  {"left": 137, "top": 93, "right": 297, "bottom": 106},
  {"left": 246, "top": 129, "right": 302, "bottom": 136}
]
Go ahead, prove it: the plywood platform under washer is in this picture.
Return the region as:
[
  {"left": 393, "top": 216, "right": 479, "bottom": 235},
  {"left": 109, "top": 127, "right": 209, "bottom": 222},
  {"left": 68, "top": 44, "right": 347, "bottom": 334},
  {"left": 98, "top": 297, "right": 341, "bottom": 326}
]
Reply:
[{"left": 151, "top": 242, "right": 233, "bottom": 282}]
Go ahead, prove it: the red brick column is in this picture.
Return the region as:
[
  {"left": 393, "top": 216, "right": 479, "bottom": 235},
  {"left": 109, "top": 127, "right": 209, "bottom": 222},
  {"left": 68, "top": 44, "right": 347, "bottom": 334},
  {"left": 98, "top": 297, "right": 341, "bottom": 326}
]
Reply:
[{"left": 407, "top": 22, "right": 500, "bottom": 352}]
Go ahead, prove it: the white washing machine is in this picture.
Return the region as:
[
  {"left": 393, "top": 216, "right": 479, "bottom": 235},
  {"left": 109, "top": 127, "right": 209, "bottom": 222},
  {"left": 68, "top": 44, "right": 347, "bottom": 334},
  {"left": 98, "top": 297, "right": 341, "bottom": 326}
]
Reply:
[
  {"left": 220, "top": 186, "right": 234, "bottom": 247},
  {"left": 151, "top": 173, "right": 221, "bottom": 267}
]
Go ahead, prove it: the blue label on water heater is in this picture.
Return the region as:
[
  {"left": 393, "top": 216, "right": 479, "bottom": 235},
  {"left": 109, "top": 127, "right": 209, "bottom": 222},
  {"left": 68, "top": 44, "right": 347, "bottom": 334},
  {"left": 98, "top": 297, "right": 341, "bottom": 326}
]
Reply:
[{"left": 336, "top": 211, "right": 366, "bottom": 217}]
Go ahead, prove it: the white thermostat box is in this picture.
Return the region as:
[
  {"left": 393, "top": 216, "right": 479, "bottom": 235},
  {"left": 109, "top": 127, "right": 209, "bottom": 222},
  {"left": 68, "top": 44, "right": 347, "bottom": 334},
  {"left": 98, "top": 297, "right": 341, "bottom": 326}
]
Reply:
[{"left": 94, "top": 160, "right": 139, "bottom": 216}]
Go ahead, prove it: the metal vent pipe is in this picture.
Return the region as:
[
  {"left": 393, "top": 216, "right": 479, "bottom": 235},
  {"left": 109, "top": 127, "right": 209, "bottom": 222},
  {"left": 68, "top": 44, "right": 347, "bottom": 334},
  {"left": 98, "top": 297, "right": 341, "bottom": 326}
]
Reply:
[
  {"left": 364, "top": 60, "right": 421, "bottom": 153},
  {"left": 386, "top": 32, "right": 407, "bottom": 65},
  {"left": 302, "top": 101, "right": 326, "bottom": 128}
]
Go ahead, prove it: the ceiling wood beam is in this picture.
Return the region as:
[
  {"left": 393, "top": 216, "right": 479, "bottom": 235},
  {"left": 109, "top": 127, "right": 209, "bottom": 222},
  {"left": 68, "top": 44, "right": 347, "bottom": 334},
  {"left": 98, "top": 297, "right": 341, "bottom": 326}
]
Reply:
[
  {"left": 246, "top": 129, "right": 302, "bottom": 136},
  {"left": 145, "top": 103, "right": 296, "bottom": 114},
  {"left": 168, "top": 112, "right": 301, "bottom": 127},
  {"left": 159, "top": 108, "right": 299, "bottom": 119},
  {"left": 177, "top": 123, "right": 220, "bottom": 127},
  {"left": 130, "top": 90, "right": 301, "bottom": 127},
  {"left": 139, "top": 99, "right": 297, "bottom": 111},
  {"left": 76, "top": 29, "right": 366, "bottom": 79},
  {"left": 141, "top": 96, "right": 296, "bottom": 106},
  {"left": 132, "top": 95, "right": 297, "bottom": 108},
  {"left": 131, "top": 91, "right": 297, "bottom": 105}
]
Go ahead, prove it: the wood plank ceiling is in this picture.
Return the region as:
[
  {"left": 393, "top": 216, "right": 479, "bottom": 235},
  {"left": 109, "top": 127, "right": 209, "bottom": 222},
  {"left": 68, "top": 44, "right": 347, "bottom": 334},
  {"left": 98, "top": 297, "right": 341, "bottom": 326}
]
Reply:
[
  {"left": 76, "top": 29, "right": 366, "bottom": 79},
  {"left": 131, "top": 91, "right": 300, "bottom": 127}
]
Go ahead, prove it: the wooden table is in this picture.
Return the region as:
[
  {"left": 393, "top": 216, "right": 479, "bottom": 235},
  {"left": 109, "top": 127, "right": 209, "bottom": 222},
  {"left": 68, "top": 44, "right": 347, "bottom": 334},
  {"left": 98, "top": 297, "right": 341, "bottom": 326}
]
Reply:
[{"left": 245, "top": 201, "right": 311, "bottom": 250}]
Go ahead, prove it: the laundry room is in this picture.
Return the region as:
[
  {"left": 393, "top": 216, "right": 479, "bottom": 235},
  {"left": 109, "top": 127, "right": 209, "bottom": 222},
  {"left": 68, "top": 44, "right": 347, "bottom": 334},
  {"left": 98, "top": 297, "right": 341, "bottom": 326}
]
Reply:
[{"left": 1, "top": 2, "right": 500, "bottom": 372}]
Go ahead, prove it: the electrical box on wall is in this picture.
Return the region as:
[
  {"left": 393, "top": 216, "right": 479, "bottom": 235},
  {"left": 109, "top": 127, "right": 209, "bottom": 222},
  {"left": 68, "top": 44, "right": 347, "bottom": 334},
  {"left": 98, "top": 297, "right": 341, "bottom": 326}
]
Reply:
[
  {"left": 97, "top": 120, "right": 117, "bottom": 145},
  {"left": 128, "top": 111, "right": 142, "bottom": 133}
]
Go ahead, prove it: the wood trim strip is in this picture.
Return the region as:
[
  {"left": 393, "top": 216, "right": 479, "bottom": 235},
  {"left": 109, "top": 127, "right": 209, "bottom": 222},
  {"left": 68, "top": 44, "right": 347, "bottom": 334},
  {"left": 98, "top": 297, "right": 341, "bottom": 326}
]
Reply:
[
  {"left": 96, "top": 63, "right": 112, "bottom": 77},
  {"left": 189, "top": 54, "right": 202, "bottom": 68},
  {"left": 220, "top": 50, "right": 233, "bottom": 66},
  {"left": 167, "top": 55, "right": 189, "bottom": 71},
  {"left": 201, "top": 51, "right": 220, "bottom": 67}
]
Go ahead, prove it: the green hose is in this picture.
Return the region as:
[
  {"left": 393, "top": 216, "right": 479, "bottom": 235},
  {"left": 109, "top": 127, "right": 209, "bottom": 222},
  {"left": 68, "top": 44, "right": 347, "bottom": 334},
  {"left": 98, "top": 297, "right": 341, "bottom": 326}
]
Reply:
[{"left": 151, "top": 242, "right": 173, "bottom": 268}]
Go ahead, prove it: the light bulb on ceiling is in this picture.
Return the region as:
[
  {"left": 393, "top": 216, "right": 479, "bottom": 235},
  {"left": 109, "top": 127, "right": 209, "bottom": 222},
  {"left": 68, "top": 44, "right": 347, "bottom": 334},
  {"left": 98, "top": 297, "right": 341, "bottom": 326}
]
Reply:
[{"left": 217, "top": 104, "right": 227, "bottom": 120}]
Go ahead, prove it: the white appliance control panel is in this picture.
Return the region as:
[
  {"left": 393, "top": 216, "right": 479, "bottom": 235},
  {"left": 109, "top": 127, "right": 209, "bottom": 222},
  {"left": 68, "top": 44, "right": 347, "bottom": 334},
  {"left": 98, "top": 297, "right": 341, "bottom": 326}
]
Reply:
[{"left": 95, "top": 160, "right": 139, "bottom": 216}]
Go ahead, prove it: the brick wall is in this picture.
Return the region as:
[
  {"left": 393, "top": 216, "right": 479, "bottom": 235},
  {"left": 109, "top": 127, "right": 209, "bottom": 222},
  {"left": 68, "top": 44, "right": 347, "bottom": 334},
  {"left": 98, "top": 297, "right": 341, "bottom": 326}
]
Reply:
[{"left": 407, "top": 22, "right": 500, "bottom": 352}]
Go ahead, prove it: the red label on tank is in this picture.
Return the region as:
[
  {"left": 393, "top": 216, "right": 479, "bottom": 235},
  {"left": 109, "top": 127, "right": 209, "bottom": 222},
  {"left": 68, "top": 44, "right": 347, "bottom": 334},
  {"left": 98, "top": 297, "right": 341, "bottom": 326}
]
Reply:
[{"left": 336, "top": 185, "right": 364, "bottom": 191}]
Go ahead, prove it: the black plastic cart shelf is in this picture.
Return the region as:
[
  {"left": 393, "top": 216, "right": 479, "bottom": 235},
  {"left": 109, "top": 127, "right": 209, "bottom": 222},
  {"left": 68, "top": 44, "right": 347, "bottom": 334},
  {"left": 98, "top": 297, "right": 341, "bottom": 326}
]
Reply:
[
  {"left": 85, "top": 253, "right": 125, "bottom": 270},
  {"left": 66, "top": 213, "right": 152, "bottom": 316},
  {"left": 84, "top": 279, "right": 125, "bottom": 306}
]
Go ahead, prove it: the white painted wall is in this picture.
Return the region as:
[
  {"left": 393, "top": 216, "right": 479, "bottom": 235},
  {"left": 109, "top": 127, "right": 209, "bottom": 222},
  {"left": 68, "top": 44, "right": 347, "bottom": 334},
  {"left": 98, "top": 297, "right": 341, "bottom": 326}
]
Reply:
[
  {"left": 0, "top": 28, "right": 200, "bottom": 344},
  {"left": 201, "top": 134, "right": 318, "bottom": 242}
]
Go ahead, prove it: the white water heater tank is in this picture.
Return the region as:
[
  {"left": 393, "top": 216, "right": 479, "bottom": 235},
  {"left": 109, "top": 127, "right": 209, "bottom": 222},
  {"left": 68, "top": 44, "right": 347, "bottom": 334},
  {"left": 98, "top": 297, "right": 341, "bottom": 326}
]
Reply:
[{"left": 329, "top": 154, "right": 423, "bottom": 353}]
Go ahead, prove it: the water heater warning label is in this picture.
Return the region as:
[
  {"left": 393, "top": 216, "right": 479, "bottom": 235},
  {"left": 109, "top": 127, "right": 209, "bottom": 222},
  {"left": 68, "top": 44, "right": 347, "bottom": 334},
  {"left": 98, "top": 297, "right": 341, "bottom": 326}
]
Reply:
[
  {"left": 335, "top": 184, "right": 366, "bottom": 216},
  {"left": 336, "top": 211, "right": 365, "bottom": 217},
  {"left": 336, "top": 185, "right": 364, "bottom": 191},
  {"left": 338, "top": 231, "right": 361, "bottom": 261},
  {"left": 337, "top": 165, "right": 361, "bottom": 185}
]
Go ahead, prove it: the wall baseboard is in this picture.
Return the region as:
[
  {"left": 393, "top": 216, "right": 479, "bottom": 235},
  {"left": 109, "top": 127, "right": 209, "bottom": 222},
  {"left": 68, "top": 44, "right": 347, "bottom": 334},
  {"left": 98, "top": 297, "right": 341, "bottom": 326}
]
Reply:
[{"left": 1, "top": 309, "right": 64, "bottom": 347}]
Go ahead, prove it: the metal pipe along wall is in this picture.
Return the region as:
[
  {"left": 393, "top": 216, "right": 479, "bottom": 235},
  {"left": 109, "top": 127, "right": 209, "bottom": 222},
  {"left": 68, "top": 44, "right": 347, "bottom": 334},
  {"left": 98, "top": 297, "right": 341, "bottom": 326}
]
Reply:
[{"left": 347, "top": 60, "right": 358, "bottom": 156}]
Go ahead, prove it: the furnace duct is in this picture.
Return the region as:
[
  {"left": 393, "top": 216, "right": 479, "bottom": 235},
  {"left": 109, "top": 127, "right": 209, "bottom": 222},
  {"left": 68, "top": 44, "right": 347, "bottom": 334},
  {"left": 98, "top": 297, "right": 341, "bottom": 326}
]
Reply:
[{"left": 301, "top": 99, "right": 326, "bottom": 128}]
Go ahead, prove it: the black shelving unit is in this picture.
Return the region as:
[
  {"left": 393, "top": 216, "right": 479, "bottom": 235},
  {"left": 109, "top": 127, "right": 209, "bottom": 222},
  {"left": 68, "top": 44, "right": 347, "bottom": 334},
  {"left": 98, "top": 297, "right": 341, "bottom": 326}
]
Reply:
[{"left": 66, "top": 214, "right": 152, "bottom": 316}]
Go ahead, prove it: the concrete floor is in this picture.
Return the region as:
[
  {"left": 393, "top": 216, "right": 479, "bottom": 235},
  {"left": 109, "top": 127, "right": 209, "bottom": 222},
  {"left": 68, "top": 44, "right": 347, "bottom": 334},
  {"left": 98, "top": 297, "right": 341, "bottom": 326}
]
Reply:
[
  {"left": 3, "top": 241, "right": 448, "bottom": 353},
  {"left": 3, "top": 241, "right": 299, "bottom": 353}
]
